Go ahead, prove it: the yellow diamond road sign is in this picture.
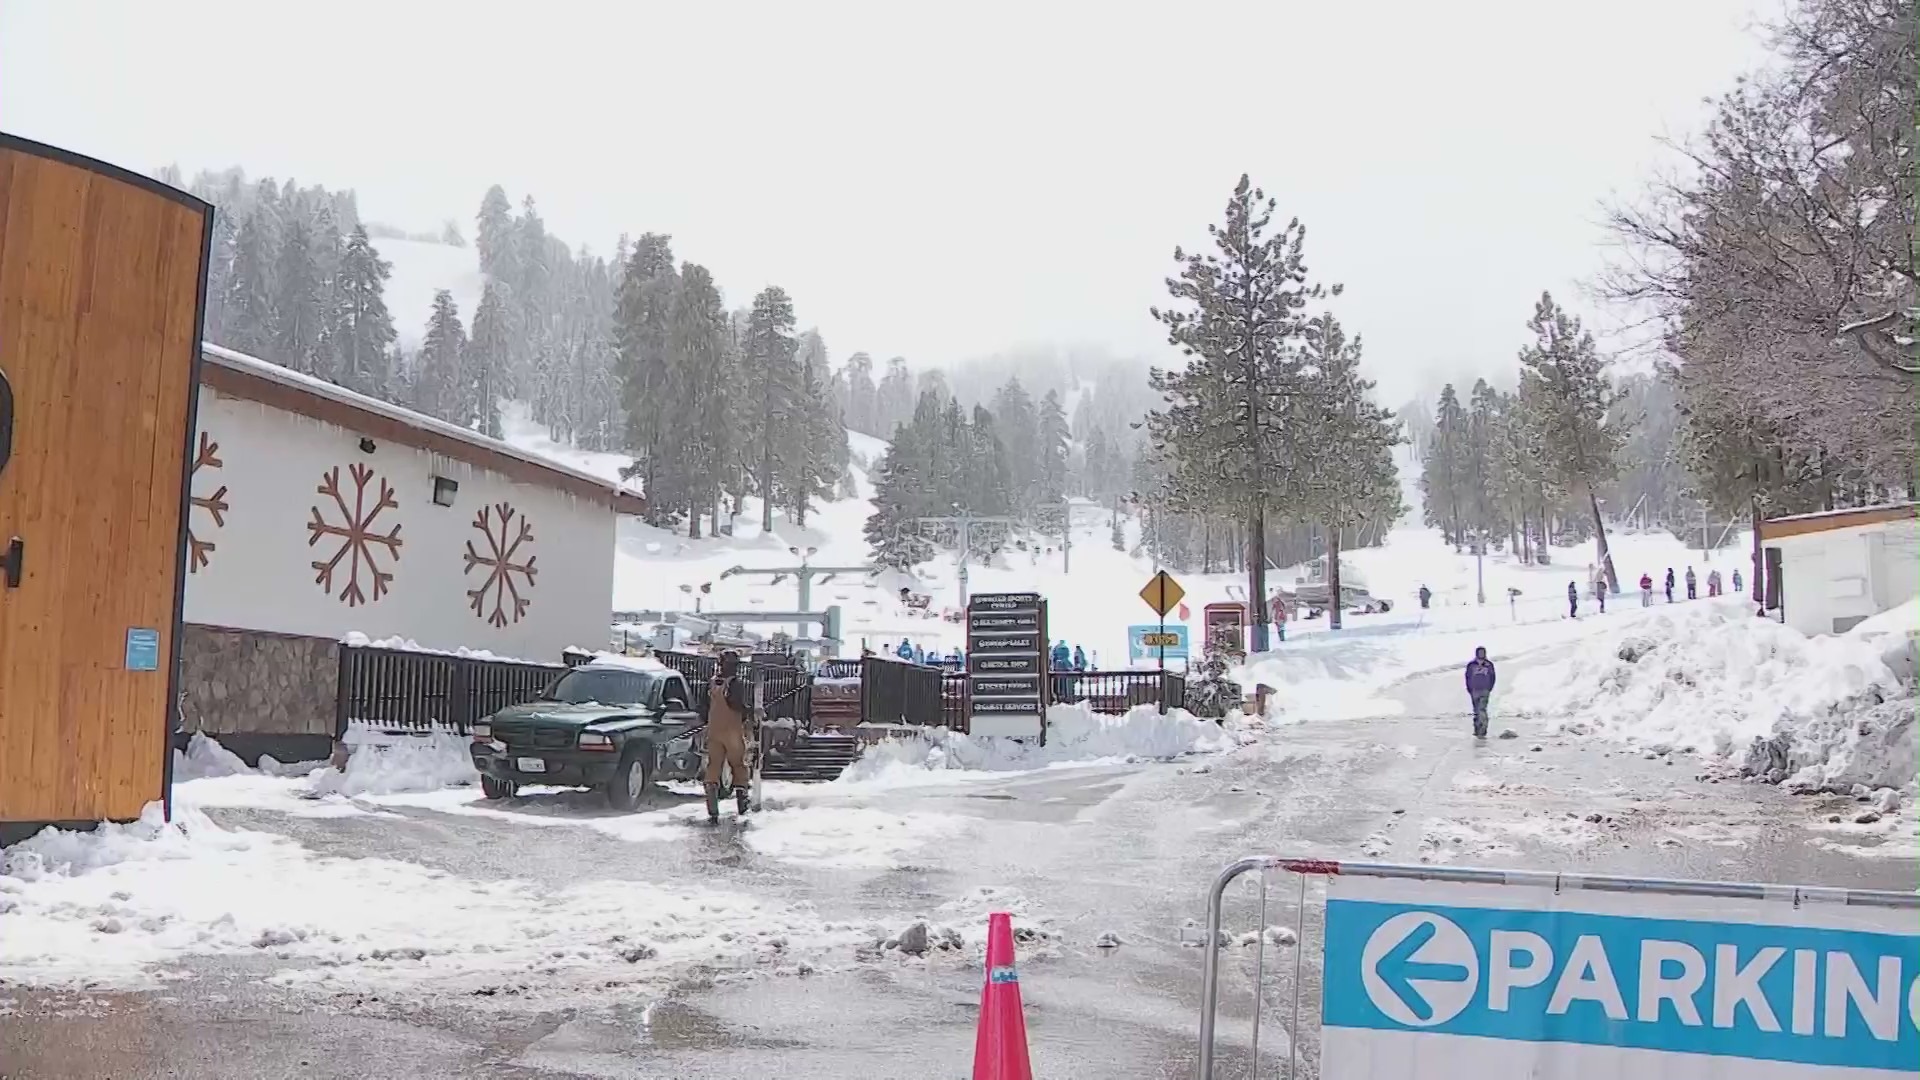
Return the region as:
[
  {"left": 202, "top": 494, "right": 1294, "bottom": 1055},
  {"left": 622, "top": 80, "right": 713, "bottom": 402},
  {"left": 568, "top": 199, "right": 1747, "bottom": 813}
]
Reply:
[{"left": 1139, "top": 570, "right": 1185, "bottom": 617}]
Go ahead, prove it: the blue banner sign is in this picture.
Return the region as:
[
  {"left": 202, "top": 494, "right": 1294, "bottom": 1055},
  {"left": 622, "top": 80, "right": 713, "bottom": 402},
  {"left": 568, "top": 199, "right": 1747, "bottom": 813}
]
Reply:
[{"left": 1126, "top": 624, "right": 1189, "bottom": 666}]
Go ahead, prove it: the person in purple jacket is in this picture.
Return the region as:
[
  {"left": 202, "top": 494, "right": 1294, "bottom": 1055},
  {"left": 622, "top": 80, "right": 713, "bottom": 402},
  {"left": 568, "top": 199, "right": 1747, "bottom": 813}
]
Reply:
[{"left": 1465, "top": 646, "right": 1497, "bottom": 737}]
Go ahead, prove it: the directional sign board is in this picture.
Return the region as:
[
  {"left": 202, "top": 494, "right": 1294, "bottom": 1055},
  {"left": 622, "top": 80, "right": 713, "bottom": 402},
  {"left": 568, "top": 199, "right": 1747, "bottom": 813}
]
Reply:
[
  {"left": 966, "top": 592, "right": 1047, "bottom": 740},
  {"left": 1138, "top": 570, "right": 1185, "bottom": 617},
  {"left": 1320, "top": 874, "right": 1920, "bottom": 1078},
  {"left": 1127, "top": 624, "right": 1190, "bottom": 665}
]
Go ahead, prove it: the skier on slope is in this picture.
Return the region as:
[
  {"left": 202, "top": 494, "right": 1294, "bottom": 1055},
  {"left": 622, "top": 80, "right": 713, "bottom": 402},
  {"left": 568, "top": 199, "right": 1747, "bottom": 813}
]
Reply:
[
  {"left": 704, "top": 651, "right": 752, "bottom": 822},
  {"left": 1464, "top": 647, "right": 1497, "bottom": 738}
]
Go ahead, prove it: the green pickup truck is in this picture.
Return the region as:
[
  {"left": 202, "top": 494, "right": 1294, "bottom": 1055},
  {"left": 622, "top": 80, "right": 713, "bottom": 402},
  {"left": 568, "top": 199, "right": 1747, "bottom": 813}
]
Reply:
[{"left": 468, "top": 659, "right": 710, "bottom": 809}]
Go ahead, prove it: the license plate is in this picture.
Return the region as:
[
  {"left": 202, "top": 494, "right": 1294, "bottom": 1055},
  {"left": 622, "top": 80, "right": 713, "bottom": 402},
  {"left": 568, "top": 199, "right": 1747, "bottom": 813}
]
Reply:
[{"left": 515, "top": 757, "right": 546, "bottom": 773}]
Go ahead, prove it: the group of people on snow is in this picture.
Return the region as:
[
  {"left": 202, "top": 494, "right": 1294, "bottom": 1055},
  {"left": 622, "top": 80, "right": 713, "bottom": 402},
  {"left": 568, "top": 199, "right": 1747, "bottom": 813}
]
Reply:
[
  {"left": 1568, "top": 563, "right": 1746, "bottom": 617},
  {"left": 879, "top": 639, "right": 965, "bottom": 667}
]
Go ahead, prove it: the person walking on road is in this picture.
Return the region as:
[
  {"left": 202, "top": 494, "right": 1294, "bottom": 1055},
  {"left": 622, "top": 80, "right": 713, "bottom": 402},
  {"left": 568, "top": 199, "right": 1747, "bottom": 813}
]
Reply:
[
  {"left": 1707, "top": 569, "right": 1723, "bottom": 597},
  {"left": 1418, "top": 585, "right": 1432, "bottom": 610},
  {"left": 704, "top": 651, "right": 752, "bottom": 822},
  {"left": 1465, "top": 647, "right": 1497, "bottom": 738},
  {"left": 1272, "top": 594, "right": 1289, "bottom": 642},
  {"left": 1685, "top": 566, "right": 1698, "bottom": 600},
  {"left": 1639, "top": 572, "right": 1653, "bottom": 607},
  {"left": 1664, "top": 568, "right": 1676, "bottom": 604},
  {"left": 1732, "top": 568, "right": 1744, "bottom": 593},
  {"left": 1567, "top": 580, "right": 1579, "bottom": 618}
]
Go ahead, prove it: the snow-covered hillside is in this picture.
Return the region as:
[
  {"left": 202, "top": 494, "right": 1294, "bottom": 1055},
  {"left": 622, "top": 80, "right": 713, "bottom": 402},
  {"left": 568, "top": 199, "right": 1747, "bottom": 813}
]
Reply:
[{"left": 499, "top": 404, "right": 1743, "bottom": 670}]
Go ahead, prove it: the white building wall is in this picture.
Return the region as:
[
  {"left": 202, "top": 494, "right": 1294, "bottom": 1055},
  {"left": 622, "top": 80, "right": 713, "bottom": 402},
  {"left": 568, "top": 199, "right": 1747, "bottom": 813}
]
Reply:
[
  {"left": 1773, "top": 518, "right": 1920, "bottom": 637},
  {"left": 182, "top": 387, "right": 613, "bottom": 659}
]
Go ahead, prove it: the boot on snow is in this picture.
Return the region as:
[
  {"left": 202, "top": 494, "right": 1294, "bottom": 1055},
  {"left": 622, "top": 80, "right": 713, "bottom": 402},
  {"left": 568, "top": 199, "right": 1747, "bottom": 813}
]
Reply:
[
  {"left": 704, "top": 784, "right": 720, "bottom": 823},
  {"left": 735, "top": 786, "right": 751, "bottom": 816}
]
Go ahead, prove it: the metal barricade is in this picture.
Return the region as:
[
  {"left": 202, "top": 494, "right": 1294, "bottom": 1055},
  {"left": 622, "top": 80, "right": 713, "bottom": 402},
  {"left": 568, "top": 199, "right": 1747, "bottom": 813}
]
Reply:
[{"left": 1195, "top": 855, "right": 1920, "bottom": 1080}]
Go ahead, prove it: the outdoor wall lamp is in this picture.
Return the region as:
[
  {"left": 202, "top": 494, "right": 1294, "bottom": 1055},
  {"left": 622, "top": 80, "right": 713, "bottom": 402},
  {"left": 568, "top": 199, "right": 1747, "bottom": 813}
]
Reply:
[{"left": 432, "top": 476, "right": 459, "bottom": 507}]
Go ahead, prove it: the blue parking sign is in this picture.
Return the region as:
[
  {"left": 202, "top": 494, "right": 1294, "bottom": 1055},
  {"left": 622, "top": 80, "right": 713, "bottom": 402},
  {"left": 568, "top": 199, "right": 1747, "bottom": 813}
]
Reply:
[{"left": 1320, "top": 876, "right": 1920, "bottom": 1078}]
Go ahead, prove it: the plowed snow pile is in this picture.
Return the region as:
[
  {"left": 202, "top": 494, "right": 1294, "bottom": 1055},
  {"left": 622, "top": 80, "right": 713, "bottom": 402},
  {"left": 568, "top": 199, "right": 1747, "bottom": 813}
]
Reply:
[
  {"left": 1511, "top": 600, "right": 1917, "bottom": 792},
  {"left": 840, "top": 703, "right": 1239, "bottom": 783}
]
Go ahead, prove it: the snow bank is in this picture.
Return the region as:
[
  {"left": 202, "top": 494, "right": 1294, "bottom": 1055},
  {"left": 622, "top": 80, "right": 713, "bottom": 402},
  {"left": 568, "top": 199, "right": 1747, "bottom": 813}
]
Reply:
[
  {"left": 0, "top": 806, "right": 862, "bottom": 995},
  {"left": 340, "top": 630, "right": 556, "bottom": 667},
  {"left": 171, "top": 733, "right": 251, "bottom": 782},
  {"left": 839, "top": 703, "right": 1237, "bottom": 782},
  {"left": 1511, "top": 602, "right": 1918, "bottom": 792},
  {"left": 307, "top": 730, "right": 478, "bottom": 797}
]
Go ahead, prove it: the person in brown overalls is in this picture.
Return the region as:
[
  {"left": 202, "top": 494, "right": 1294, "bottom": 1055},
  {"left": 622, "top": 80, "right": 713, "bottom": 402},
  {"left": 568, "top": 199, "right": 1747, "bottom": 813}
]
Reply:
[{"left": 704, "top": 651, "right": 752, "bottom": 821}]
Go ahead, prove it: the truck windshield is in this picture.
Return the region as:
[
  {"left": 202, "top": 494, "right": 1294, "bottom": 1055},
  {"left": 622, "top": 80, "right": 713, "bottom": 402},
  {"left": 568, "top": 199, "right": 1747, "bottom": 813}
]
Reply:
[{"left": 541, "top": 669, "right": 658, "bottom": 706}]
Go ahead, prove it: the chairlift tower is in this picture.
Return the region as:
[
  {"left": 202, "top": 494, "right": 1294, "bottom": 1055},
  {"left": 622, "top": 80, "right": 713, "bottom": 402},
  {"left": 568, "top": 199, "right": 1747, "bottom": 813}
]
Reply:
[
  {"left": 909, "top": 511, "right": 1022, "bottom": 610},
  {"left": 720, "top": 546, "right": 876, "bottom": 639}
]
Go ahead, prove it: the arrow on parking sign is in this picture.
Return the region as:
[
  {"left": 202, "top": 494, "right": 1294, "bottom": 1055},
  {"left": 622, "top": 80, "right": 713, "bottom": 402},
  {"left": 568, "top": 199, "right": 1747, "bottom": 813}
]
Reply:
[{"left": 1360, "top": 911, "right": 1480, "bottom": 1027}]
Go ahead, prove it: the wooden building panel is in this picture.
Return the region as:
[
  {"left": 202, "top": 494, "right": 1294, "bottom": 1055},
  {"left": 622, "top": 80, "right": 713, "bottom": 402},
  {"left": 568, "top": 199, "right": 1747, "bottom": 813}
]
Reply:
[{"left": 0, "top": 136, "right": 208, "bottom": 825}]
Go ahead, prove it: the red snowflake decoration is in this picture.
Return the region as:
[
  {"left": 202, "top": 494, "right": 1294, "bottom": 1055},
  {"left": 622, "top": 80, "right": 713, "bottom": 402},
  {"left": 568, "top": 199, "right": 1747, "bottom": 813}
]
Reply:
[
  {"left": 463, "top": 502, "right": 538, "bottom": 627},
  {"left": 307, "top": 463, "right": 403, "bottom": 606},
  {"left": 187, "top": 432, "right": 228, "bottom": 573}
]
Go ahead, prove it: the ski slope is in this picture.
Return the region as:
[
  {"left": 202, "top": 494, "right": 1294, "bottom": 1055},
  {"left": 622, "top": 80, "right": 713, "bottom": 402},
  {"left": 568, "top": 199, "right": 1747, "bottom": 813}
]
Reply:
[{"left": 500, "top": 408, "right": 1738, "bottom": 670}]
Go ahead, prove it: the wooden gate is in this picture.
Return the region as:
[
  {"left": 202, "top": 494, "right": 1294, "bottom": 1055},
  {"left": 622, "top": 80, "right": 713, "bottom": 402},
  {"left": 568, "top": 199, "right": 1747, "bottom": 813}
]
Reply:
[{"left": 0, "top": 136, "right": 210, "bottom": 828}]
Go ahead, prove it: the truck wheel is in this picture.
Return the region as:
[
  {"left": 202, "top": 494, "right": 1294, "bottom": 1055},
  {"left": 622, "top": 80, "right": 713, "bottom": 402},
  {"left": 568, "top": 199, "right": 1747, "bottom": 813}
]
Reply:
[
  {"left": 481, "top": 775, "right": 518, "bottom": 800},
  {"left": 605, "top": 746, "right": 653, "bottom": 811}
]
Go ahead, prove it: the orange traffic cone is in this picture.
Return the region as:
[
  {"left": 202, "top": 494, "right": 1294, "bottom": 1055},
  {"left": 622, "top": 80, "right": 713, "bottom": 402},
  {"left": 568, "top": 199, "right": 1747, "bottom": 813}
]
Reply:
[{"left": 972, "top": 912, "right": 1033, "bottom": 1080}]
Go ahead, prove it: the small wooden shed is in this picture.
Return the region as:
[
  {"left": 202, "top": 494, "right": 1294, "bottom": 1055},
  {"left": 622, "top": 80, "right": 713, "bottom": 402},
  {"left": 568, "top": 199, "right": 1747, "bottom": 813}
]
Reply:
[{"left": 0, "top": 135, "right": 211, "bottom": 836}]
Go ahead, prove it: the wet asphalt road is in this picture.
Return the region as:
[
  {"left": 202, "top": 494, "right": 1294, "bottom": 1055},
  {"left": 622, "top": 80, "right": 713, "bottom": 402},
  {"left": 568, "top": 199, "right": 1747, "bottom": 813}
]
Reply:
[{"left": 3, "top": 662, "right": 1914, "bottom": 1080}]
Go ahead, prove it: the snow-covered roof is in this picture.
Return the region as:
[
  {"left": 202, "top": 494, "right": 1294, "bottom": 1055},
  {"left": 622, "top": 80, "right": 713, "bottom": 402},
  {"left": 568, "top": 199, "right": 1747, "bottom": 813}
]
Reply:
[
  {"left": 199, "top": 342, "right": 646, "bottom": 515},
  {"left": 1762, "top": 502, "right": 1917, "bottom": 541}
]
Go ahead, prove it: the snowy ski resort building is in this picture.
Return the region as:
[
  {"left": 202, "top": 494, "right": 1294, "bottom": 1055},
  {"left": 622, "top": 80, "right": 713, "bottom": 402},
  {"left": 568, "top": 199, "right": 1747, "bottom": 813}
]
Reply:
[
  {"left": 1761, "top": 502, "right": 1919, "bottom": 637},
  {"left": 179, "top": 344, "right": 644, "bottom": 758}
]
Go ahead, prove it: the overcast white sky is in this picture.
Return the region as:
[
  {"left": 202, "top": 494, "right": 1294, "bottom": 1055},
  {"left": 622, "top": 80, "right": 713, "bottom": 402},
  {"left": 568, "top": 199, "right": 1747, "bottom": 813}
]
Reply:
[{"left": 1, "top": 0, "right": 1773, "bottom": 403}]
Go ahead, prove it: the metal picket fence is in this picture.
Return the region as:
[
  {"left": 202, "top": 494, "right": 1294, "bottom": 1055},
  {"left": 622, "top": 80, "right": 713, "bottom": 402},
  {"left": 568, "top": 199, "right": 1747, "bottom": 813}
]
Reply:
[
  {"left": 335, "top": 643, "right": 564, "bottom": 735},
  {"left": 1193, "top": 855, "right": 1920, "bottom": 1080}
]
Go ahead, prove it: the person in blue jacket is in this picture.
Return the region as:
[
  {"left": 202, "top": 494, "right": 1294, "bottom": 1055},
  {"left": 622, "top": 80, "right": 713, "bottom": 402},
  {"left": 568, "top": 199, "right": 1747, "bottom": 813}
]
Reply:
[
  {"left": 1464, "top": 646, "right": 1497, "bottom": 738},
  {"left": 1050, "top": 640, "right": 1071, "bottom": 670},
  {"left": 1072, "top": 645, "right": 1088, "bottom": 671},
  {"left": 897, "top": 639, "right": 914, "bottom": 661}
]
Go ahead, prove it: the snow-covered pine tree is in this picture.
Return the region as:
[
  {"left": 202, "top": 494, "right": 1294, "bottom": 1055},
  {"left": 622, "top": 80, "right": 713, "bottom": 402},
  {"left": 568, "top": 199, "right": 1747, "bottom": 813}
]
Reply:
[
  {"left": 666, "top": 262, "right": 731, "bottom": 536},
  {"left": 271, "top": 213, "right": 328, "bottom": 373},
  {"left": 741, "top": 286, "right": 800, "bottom": 532},
  {"left": 475, "top": 185, "right": 516, "bottom": 283},
  {"left": 991, "top": 378, "right": 1038, "bottom": 511},
  {"left": 1518, "top": 291, "right": 1626, "bottom": 590},
  {"left": 1036, "top": 389, "right": 1071, "bottom": 533},
  {"left": 332, "top": 225, "right": 397, "bottom": 398},
  {"left": 842, "top": 352, "right": 876, "bottom": 435},
  {"left": 414, "top": 291, "right": 468, "bottom": 423},
  {"left": 613, "top": 234, "right": 678, "bottom": 522},
  {"left": 468, "top": 283, "right": 512, "bottom": 437},
  {"left": 1293, "top": 313, "right": 1403, "bottom": 629},
  {"left": 875, "top": 357, "right": 914, "bottom": 434},
  {"left": 1463, "top": 379, "right": 1501, "bottom": 551},
  {"left": 223, "top": 208, "right": 278, "bottom": 357},
  {"left": 1147, "top": 174, "right": 1338, "bottom": 650},
  {"left": 863, "top": 424, "right": 936, "bottom": 569},
  {"left": 1418, "top": 384, "right": 1466, "bottom": 549}
]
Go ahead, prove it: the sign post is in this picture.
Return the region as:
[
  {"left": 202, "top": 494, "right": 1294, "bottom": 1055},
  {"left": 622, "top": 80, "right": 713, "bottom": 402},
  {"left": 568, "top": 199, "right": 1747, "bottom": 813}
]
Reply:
[
  {"left": 1138, "top": 570, "right": 1185, "bottom": 714},
  {"left": 966, "top": 591, "right": 1048, "bottom": 741}
]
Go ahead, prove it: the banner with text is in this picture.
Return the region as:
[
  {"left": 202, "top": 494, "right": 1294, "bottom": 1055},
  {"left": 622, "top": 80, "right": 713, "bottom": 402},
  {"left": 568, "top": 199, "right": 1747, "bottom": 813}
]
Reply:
[{"left": 1321, "top": 874, "right": 1919, "bottom": 1079}]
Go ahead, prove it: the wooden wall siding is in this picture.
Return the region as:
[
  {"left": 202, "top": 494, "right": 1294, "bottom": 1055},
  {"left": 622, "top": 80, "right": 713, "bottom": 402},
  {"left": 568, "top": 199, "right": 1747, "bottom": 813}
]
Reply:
[{"left": 0, "top": 139, "right": 209, "bottom": 823}]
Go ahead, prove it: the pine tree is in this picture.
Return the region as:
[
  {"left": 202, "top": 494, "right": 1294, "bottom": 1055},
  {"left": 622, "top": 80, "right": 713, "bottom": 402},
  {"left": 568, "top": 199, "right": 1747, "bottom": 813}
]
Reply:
[
  {"left": 992, "top": 378, "right": 1039, "bottom": 509},
  {"left": 1036, "top": 389, "right": 1071, "bottom": 531},
  {"left": 1293, "top": 314, "right": 1403, "bottom": 629},
  {"left": 1518, "top": 291, "right": 1627, "bottom": 590},
  {"left": 475, "top": 185, "right": 516, "bottom": 283},
  {"left": 332, "top": 225, "right": 397, "bottom": 398},
  {"left": 843, "top": 352, "right": 876, "bottom": 434},
  {"left": 1147, "top": 175, "right": 1338, "bottom": 650},
  {"left": 875, "top": 357, "right": 914, "bottom": 433},
  {"left": 415, "top": 290, "right": 468, "bottom": 422},
  {"left": 224, "top": 209, "right": 278, "bottom": 356},
  {"left": 468, "top": 283, "right": 511, "bottom": 437},
  {"left": 1418, "top": 384, "right": 1467, "bottom": 548},
  {"left": 671, "top": 263, "right": 733, "bottom": 537},
  {"left": 613, "top": 234, "right": 678, "bottom": 520},
  {"left": 1463, "top": 379, "right": 1500, "bottom": 550},
  {"left": 741, "top": 286, "right": 800, "bottom": 532},
  {"left": 864, "top": 427, "right": 937, "bottom": 569}
]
